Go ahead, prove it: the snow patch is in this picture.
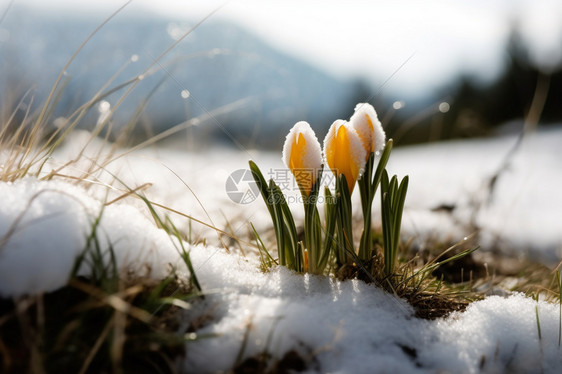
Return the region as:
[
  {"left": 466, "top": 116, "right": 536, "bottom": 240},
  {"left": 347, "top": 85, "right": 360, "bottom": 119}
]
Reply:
[
  {"left": 1, "top": 129, "right": 562, "bottom": 372},
  {"left": 185, "top": 245, "right": 562, "bottom": 373},
  {"left": 0, "top": 178, "right": 183, "bottom": 297}
]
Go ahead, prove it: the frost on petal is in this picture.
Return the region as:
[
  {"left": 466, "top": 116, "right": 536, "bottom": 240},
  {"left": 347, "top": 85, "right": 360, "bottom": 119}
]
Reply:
[
  {"left": 282, "top": 121, "right": 321, "bottom": 170},
  {"left": 323, "top": 120, "right": 366, "bottom": 193},
  {"left": 282, "top": 121, "right": 322, "bottom": 195},
  {"left": 350, "top": 103, "right": 386, "bottom": 155}
]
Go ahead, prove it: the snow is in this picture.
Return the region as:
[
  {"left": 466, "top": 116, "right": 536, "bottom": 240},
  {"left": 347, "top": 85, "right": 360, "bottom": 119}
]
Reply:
[
  {"left": 0, "top": 178, "right": 183, "bottom": 297},
  {"left": 422, "top": 293, "right": 562, "bottom": 373},
  {"left": 1, "top": 128, "right": 562, "bottom": 372},
  {"left": 186, "top": 262, "right": 562, "bottom": 373},
  {"left": 387, "top": 129, "right": 562, "bottom": 261},
  {"left": 184, "top": 260, "right": 422, "bottom": 373},
  {"left": 0, "top": 179, "right": 92, "bottom": 295}
]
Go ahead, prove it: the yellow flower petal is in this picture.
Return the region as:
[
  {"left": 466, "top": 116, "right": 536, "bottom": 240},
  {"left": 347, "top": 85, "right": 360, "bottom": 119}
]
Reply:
[
  {"left": 289, "top": 132, "right": 305, "bottom": 170},
  {"left": 324, "top": 120, "right": 366, "bottom": 193},
  {"left": 282, "top": 121, "right": 322, "bottom": 196}
]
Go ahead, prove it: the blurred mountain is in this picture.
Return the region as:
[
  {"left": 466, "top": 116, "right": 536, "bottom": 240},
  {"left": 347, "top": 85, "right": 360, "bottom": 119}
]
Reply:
[
  {"left": 4, "top": 8, "right": 558, "bottom": 149},
  {"left": 0, "top": 8, "right": 360, "bottom": 148}
]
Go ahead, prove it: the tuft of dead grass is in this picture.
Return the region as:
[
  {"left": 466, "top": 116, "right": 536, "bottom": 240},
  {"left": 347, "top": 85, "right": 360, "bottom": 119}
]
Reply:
[{"left": 0, "top": 273, "right": 197, "bottom": 374}]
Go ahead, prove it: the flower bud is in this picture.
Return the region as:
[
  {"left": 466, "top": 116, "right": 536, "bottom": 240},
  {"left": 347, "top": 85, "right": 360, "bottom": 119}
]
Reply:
[
  {"left": 350, "top": 103, "right": 386, "bottom": 159},
  {"left": 323, "top": 120, "right": 366, "bottom": 193},
  {"left": 282, "top": 121, "right": 323, "bottom": 196}
]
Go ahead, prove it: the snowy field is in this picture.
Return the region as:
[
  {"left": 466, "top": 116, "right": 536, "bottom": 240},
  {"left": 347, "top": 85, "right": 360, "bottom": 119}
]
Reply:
[{"left": 1, "top": 127, "right": 562, "bottom": 372}]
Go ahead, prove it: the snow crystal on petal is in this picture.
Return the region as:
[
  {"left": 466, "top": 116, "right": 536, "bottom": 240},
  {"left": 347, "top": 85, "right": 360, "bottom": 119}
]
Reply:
[
  {"left": 344, "top": 121, "right": 368, "bottom": 176},
  {"left": 326, "top": 120, "right": 367, "bottom": 174},
  {"left": 322, "top": 119, "right": 342, "bottom": 170},
  {"left": 350, "top": 102, "right": 386, "bottom": 154},
  {"left": 323, "top": 120, "right": 367, "bottom": 182},
  {"left": 282, "top": 121, "right": 322, "bottom": 172}
]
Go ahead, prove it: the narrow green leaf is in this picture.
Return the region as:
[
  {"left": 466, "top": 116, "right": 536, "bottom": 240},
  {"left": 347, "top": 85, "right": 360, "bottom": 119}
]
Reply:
[
  {"left": 370, "top": 139, "right": 393, "bottom": 198},
  {"left": 167, "top": 217, "right": 202, "bottom": 292},
  {"left": 248, "top": 160, "right": 270, "bottom": 201},
  {"left": 269, "top": 180, "right": 286, "bottom": 266},
  {"left": 321, "top": 187, "right": 337, "bottom": 267},
  {"left": 391, "top": 176, "right": 408, "bottom": 267}
]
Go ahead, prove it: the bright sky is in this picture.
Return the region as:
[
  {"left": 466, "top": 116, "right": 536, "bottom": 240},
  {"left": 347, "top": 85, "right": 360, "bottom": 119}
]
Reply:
[{"left": 9, "top": 0, "right": 562, "bottom": 97}]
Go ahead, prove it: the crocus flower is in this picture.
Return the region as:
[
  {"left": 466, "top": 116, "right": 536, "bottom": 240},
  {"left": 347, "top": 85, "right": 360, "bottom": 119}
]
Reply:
[
  {"left": 350, "top": 103, "right": 386, "bottom": 159},
  {"left": 282, "top": 121, "right": 322, "bottom": 196},
  {"left": 323, "top": 120, "right": 366, "bottom": 193}
]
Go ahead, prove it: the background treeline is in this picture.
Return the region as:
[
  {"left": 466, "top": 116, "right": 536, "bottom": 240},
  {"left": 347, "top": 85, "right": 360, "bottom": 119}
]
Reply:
[{"left": 377, "top": 29, "right": 562, "bottom": 145}]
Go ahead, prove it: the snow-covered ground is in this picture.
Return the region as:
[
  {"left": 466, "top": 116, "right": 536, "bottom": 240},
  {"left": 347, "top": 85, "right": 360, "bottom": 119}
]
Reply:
[
  {"left": 1, "top": 127, "right": 562, "bottom": 372},
  {"left": 48, "top": 126, "right": 561, "bottom": 260}
]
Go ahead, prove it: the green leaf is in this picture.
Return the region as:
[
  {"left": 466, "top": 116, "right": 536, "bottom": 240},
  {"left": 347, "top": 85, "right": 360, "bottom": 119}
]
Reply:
[
  {"left": 167, "top": 218, "right": 203, "bottom": 292},
  {"left": 334, "top": 174, "right": 354, "bottom": 266},
  {"left": 269, "top": 180, "right": 288, "bottom": 266},
  {"left": 392, "top": 175, "right": 409, "bottom": 258},
  {"left": 370, "top": 139, "right": 393, "bottom": 198},
  {"left": 358, "top": 152, "right": 375, "bottom": 261},
  {"left": 320, "top": 187, "right": 337, "bottom": 269},
  {"left": 249, "top": 161, "right": 272, "bottom": 212},
  {"left": 270, "top": 181, "right": 300, "bottom": 270},
  {"left": 380, "top": 168, "right": 409, "bottom": 277},
  {"left": 251, "top": 161, "right": 300, "bottom": 272}
]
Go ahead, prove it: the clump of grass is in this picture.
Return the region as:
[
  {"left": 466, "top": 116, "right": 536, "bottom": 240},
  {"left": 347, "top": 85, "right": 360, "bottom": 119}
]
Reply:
[
  {"left": 0, "top": 191, "right": 205, "bottom": 373},
  {"left": 251, "top": 223, "right": 276, "bottom": 272},
  {"left": 336, "top": 234, "right": 480, "bottom": 319},
  {"left": 0, "top": 274, "right": 195, "bottom": 374},
  {"left": 380, "top": 169, "right": 409, "bottom": 277},
  {"left": 0, "top": 4, "right": 236, "bottom": 372},
  {"left": 0, "top": 182, "right": 211, "bottom": 372}
]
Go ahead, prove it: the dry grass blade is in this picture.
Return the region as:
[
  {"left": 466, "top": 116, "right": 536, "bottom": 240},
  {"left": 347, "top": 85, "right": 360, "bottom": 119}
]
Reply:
[
  {"left": 104, "top": 183, "right": 153, "bottom": 206},
  {"left": 147, "top": 199, "right": 258, "bottom": 250},
  {"left": 162, "top": 163, "right": 232, "bottom": 253},
  {"left": 34, "top": 1, "right": 133, "bottom": 131},
  {"left": 78, "top": 315, "right": 114, "bottom": 374},
  {"left": 69, "top": 280, "right": 152, "bottom": 324}
]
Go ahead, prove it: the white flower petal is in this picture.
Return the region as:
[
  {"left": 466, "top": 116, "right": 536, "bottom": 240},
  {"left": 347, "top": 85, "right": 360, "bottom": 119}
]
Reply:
[
  {"left": 282, "top": 121, "right": 322, "bottom": 171},
  {"left": 350, "top": 103, "right": 386, "bottom": 154}
]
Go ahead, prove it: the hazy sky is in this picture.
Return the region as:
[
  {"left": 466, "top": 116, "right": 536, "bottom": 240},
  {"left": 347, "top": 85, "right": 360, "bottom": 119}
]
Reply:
[{"left": 8, "top": 0, "right": 562, "bottom": 98}]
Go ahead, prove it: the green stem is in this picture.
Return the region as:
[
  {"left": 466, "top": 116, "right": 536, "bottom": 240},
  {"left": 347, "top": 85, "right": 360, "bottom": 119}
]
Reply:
[
  {"left": 380, "top": 169, "right": 408, "bottom": 277},
  {"left": 301, "top": 168, "right": 324, "bottom": 274},
  {"left": 358, "top": 140, "right": 393, "bottom": 262},
  {"left": 334, "top": 174, "right": 354, "bottom": 267},
  {"left": 304, "top": 200, "right": 315, "bottom": 273},
  {"left": 358, "top": 153, "right": 374, "bottom": 260}
]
